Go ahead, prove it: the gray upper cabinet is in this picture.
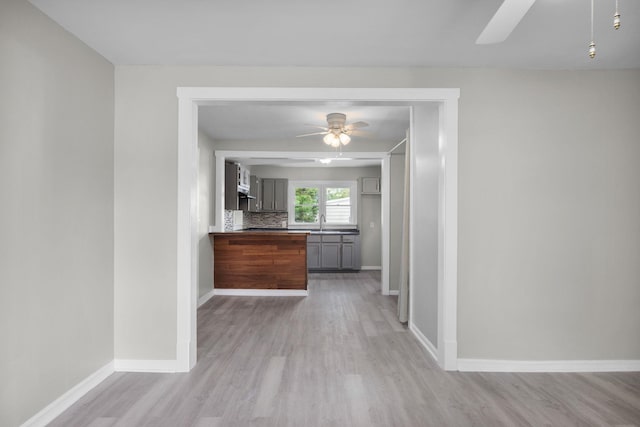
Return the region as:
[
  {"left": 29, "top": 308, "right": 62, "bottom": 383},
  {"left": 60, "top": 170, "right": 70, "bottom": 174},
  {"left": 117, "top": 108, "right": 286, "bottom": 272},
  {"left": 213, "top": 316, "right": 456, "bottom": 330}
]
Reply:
[
  {"left": 262, "top": 178, "right": 288, "bottom": 212},
  {"left": 225, "top": 163, "right": 239, "bottom": 210},
  {"left": 361, "top": 177, "right": 381, "bottom": 194}
]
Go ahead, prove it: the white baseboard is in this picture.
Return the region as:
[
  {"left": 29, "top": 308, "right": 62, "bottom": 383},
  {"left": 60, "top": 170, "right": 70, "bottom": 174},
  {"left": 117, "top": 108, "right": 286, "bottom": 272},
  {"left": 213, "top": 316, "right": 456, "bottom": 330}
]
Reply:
[
  {"left": 114, "top": 359, "right": 178, "bottom": 373},
  {"left": 388, "top": 290, "right": 399, "bottom": 296},
  {"left": 409, "top": 322, "right": 438, "bottom": 364},
  {"left": 213, "top": 289, "right": 308, "bottom": 297},
  {"left": 457, "top": 358, "right": 640, "bottom": 373},
  {"left": 198, "top": 289, "right": 215, "bottom": 307},
  {"left": 360, "top": 266, "right": 382, "bottom": 271},
  {"left": 21, "top": 361, "right": 114, "bottom": 427}
]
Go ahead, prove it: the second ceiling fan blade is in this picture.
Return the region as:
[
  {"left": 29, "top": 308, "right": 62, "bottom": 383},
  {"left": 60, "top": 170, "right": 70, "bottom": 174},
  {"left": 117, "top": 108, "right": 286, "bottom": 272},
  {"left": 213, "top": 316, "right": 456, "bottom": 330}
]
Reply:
[
  {"left": 476, "top": 0, "right": 536, "bottom": 45},
  {"left": 296, "top": 131, "right": 328, "bottom": 137},
  {"left": 345, "top": 121, "right": 369, "bottom": 130}
]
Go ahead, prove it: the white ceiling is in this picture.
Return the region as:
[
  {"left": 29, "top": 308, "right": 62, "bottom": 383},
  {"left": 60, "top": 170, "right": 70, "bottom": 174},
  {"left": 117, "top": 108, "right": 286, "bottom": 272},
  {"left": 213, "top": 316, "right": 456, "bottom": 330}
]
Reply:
[
  {"left": 29, "top": 0, "right": 640, "bottom": 69},
  {"left": 199, "top": 103, "right": 409, "bottom": 142},
  {"left": 199, "top": 103, "right": 410, "bottom": 167}
]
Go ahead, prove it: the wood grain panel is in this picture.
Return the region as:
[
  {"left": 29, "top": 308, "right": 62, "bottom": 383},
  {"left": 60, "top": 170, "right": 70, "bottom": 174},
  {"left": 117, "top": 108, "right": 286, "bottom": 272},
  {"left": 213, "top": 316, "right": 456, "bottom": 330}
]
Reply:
[{"left": 212, "top": 232, "right": 308, "bottom": 290}]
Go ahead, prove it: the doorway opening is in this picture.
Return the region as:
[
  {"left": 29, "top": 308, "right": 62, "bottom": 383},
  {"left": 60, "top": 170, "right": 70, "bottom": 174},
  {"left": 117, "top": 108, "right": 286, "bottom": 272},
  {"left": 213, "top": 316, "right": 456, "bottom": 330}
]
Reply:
[{"left": 177, "top": 88, "right": 459, "bottom": 371}]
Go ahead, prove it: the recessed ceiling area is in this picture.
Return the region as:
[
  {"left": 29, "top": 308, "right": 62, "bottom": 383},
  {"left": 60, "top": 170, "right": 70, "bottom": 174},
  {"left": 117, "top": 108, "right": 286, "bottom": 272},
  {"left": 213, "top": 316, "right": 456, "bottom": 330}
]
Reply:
[
  {"left": 200, "top": 103, "right": 410, "bottom": 167},
  {"left": 28, "top": 0, "right": 640, "bottom": 69}
]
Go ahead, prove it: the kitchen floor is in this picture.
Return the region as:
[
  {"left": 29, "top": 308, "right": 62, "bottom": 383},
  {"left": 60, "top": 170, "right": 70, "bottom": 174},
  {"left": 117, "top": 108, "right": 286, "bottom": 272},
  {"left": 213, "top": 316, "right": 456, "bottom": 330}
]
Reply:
[{"left": 50, "top": 272, "right": 640, "bottom": 426}]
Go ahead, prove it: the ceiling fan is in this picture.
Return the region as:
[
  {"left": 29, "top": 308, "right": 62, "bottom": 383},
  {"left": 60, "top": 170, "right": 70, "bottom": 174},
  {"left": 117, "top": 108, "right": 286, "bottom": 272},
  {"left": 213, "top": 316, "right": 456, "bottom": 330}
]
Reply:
[
  {"left": 296, "top": 113, "right": 369, "bottom": 147},
  {"left": 476, "top": 0, "right": 536, "bottom": 44}
]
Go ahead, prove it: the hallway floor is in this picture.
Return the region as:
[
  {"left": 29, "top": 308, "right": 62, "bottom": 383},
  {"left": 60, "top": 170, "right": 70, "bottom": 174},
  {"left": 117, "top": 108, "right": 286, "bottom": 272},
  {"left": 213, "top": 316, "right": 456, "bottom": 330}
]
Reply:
[{"left": 50, "top": 272, "right": 640, "bottom": 426}]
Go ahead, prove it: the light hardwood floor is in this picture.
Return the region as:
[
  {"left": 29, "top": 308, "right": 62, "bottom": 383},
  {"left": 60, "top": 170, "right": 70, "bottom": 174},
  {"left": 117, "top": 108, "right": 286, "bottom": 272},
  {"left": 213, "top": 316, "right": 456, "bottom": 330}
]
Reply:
[{"left": 50, "top": 272, "right": 640, "bottom": 426}]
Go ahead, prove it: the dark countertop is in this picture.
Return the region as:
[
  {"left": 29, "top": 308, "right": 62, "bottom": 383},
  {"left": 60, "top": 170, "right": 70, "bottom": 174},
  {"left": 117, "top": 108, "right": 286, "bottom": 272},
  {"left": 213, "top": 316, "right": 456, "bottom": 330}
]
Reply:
[
  {"left": 210, "top": 228, "right": 359, "bottom": 235},
  {"left": 210, "top": 229, "right": 309, "bottom": 236}
]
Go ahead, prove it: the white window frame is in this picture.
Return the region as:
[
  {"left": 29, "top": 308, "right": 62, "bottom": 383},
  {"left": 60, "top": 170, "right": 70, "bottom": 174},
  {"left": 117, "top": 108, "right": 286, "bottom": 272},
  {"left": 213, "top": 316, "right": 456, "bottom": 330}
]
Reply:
[{"left": 288, "top": 180, "right": 358, "bottom": 228}]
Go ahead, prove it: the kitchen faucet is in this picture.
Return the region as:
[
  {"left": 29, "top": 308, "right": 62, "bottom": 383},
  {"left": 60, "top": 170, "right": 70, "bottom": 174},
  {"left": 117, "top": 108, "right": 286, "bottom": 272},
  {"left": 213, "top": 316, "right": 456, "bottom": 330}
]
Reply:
[{"left": 319, "top": 213, "right": 325, "bottom": 231}]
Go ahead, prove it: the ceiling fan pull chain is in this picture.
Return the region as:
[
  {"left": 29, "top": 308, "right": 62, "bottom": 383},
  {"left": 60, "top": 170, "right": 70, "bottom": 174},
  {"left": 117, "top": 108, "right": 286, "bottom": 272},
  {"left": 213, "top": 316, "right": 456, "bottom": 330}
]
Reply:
[
  {"left": 589, "top": 0, "right": 596, "bottom": 59},
  {"left": 614, "top": 0, "right": 621, "bottom": 29}
]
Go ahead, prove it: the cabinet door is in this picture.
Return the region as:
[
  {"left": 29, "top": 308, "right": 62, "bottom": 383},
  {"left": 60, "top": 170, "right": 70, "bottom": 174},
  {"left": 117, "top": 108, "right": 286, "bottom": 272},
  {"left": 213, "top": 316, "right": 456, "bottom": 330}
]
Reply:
[
  {"left": 361, "top": 177, "right": 380, "bottom": 194},
  {"left": 307, "top": 243, "right": 321, "bottom": 269},
  {"left": 341, "top": 243, "right": 355, "bottom": 269},
  {"left": 262, "top": 178, "right": 275, "bottom": 211},
  {"left": 225, "top": 163, "right": 239, "bottom": 210},
  {"left": 274, "top": 179, "right": 288, "bottom": 212},
  {"left": 321, "top": 243, "right": 341, "bottom": 269}
]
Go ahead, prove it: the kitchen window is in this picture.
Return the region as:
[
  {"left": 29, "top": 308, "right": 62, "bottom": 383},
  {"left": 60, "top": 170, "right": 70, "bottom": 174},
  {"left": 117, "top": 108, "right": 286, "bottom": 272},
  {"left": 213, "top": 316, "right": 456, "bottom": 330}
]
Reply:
[{"left": 288, "top": 181, "right": 357, "bottom": 226}]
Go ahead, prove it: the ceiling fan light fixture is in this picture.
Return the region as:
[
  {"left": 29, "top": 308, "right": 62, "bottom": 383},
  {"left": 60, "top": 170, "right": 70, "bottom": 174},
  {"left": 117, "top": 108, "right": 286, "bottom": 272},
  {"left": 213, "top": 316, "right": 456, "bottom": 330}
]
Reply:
[
  {"left": 323, "top": 133, "right": 337, "bottom": 145},
  {"left": 339, "top": 133, "right": 351, "bottom": 145}
]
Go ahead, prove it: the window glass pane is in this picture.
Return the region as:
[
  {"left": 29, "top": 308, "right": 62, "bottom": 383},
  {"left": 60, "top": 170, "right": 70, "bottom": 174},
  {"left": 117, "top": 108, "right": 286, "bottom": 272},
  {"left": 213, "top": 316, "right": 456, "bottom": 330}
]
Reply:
[
  {"left": 326, "top": 205, "right": 351, "bottom": 223},
  {"left": 326, "top": 187, "right": 350, "bottom": 203},
  {"left": 326, "top": 187, "right": 351, "bottom": 223},
  {"left": 294, "top": 187, "right": 319, "bottom": 223}
]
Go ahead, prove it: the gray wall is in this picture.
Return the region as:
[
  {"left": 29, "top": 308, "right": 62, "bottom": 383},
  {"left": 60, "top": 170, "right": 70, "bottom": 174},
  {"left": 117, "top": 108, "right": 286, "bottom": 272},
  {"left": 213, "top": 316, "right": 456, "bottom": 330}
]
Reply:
[
  {"left": 114, "top": 65, "right": 640, "bottom": 362},
  {"left": 389, "top": 152, "right": 406, "bottom": 291},
  {"left": 0, "top": 1, "right": 115, "bottom": 425},
  {"left": 250, "top": 165, "right": 382, "bottom": 268},
  {"left": 198, "top": 131, "right": 215, "bottom": 299}
]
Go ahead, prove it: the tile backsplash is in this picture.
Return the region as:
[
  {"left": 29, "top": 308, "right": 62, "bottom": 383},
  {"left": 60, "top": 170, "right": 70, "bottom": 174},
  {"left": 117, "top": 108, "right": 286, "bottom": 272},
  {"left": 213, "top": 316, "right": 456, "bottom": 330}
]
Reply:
[
  {"left": 224, "top": 210, "right": 289, "bottom": 230},
  {"left": 245, "top": 211, "right": 288, "bottom": 229},
  {"left": 223, "top": 210, "right": 234, "bottom": 231}
]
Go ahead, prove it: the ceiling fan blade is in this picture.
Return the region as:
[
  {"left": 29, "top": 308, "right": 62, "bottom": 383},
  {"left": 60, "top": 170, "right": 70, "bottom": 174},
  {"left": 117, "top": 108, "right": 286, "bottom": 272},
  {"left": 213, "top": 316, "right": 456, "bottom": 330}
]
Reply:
[
  {"left": 303, "top": 124, "right": 329, "bottom": 131},
  {"left": 296, "top": 131, "right": 328, "bottom": 138},
  {"left": 476, "top": 0, "right": 536, "bottom": 44},
  {"left": 349, "top": 129, "right": 372, "bottom": 137},
  {"left": 345, "top": 121, "right": 369, "bottom": 130}
]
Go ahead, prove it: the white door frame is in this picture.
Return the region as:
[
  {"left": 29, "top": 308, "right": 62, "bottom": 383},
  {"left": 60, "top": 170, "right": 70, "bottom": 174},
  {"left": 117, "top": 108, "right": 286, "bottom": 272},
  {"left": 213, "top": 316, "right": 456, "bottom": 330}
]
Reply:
[{"left": 176, "top": 87, "right": 459, "bottom": 371}]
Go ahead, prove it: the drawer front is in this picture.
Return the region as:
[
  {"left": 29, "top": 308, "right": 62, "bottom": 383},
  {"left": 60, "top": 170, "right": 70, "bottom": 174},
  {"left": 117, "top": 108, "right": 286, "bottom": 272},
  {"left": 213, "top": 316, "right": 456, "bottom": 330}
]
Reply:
[
  {"left": 322, "top": 235, "right": 342, "bottom": 243},
  {"left": 342, "top": 235, "right": 356, "bottom": 243},
  {"left": 307, "top": 235, "right": 321, "bottom": 243}
]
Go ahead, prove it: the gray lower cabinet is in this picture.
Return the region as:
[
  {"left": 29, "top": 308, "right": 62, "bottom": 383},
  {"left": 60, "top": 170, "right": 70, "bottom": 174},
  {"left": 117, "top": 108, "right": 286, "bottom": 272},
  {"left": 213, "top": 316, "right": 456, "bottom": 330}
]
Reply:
[
  {"left": 307, "top": 240, "right": 321, "bottom": 269},
  {"left": 341, "top": 234, "right": 361, "bottom": 270},
  {"left": 307, "top": 234, "right": 360, "bottom": 271},
  {"left": 321, "top": 243, "right": 341, "bottom": 269},
  {"left": 341, "top": 243, "right": 355, "bottom": 269}
]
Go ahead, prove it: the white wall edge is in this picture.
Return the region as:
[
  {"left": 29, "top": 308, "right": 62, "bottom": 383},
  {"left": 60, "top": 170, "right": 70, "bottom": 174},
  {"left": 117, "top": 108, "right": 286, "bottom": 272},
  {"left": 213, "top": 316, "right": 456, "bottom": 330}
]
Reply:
[
  {"left": 360, "top": 266, "right": 382, "bottom": 271},
  {"left": 381, "top": 154, "right": 390, "bottom": 296},
  {"left": 389, "top": 290, "right": 399, "bottom": 296},
  {"left": 213, "top": 289, "right": 309, "bottom": 297},
  {"left": 20, "top": 361, "right": 114, "bottom": 427},
  {"left": 409, "top": 322, "right": 438, "bottom": 364},
  {"left": 114, "top": 359, "right": 178, "bottom": 373},
  {"left": 438, "top": 97, "right": 459, "bottom": 371},
  {"left": 457, "top": 359, "right": 640, "bottom": 373},
  {"left": 198, "top": 289, "right": 215, "bottom": 307}
]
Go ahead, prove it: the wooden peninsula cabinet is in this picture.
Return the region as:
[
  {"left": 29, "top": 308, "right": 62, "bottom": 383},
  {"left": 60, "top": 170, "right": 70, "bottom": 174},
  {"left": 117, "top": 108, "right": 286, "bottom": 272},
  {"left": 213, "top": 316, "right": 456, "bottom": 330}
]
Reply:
[{"left": 212, "top": 231, "right": 308, "bottom": 290}]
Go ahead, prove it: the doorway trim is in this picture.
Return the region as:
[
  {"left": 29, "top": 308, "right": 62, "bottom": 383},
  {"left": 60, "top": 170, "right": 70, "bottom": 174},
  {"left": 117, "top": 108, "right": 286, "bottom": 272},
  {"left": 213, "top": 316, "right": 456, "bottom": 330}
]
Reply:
[{"left": 176, "top": 87, "right": 459, "bottom": 371}]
